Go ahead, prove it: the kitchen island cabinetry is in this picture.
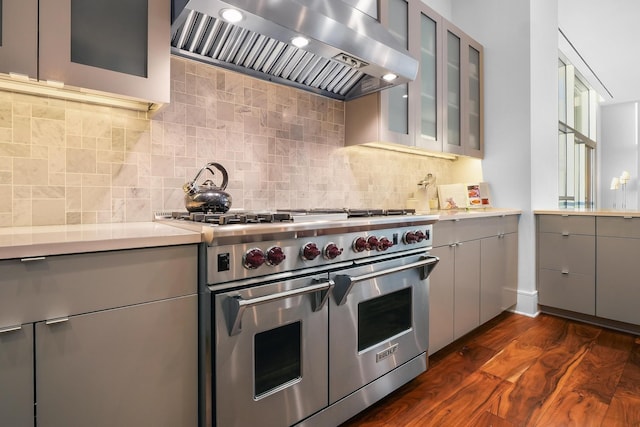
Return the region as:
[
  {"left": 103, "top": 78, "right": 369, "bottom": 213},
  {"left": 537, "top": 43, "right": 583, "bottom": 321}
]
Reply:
[
  {"left": 0, "top": 244, "right": 198, "bottom": 427},
  {"left": 0, "top": 0, "right": 169, "bottom": 105},
  {"left": 536, "top": 214, "right": 596, "bottom": 315},
  {"left": 429, "top": 212, "right": 519, "bottom": 354},
  {"left": 596, "top": 216, "right": 640, "bottom": 325}
]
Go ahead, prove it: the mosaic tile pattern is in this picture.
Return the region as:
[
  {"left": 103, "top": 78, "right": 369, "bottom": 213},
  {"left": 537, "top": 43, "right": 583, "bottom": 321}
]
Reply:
[{"left": 0, "top": 56, "right": 470, "bottom": 226}]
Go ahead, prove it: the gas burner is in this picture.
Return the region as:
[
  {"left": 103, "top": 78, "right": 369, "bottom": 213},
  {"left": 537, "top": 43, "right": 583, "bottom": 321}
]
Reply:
[{"left": 169, "top": 211, "right": 294, "bottom": 225}]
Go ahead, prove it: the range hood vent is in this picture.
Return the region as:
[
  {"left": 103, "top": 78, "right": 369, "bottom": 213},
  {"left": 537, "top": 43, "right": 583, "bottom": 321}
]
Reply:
[{"left": 170, "top": 0, "right": 418, "bottom": 101}]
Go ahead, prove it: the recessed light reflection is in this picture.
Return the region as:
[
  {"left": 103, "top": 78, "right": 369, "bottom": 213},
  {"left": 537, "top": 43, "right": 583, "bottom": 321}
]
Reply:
[{"left": 220, "top": 8, "right": 243, "bottom": 23}]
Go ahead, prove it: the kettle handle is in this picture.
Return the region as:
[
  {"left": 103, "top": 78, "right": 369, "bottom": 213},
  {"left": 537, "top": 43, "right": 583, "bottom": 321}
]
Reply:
[{"left": 192, "top": 162, "right": 229, "bottom": 190}]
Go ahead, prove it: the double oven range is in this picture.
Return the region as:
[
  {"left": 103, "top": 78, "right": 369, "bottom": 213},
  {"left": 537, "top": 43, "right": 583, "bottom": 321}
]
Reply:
[{"left": 161, "top": 209, "right": 439, "bottom": 427}]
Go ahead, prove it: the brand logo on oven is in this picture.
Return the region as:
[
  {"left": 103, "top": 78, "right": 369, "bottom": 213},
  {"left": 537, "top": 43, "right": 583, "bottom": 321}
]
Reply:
[{"left": 376, "top": 343, "right": 399, "bottom": 362}]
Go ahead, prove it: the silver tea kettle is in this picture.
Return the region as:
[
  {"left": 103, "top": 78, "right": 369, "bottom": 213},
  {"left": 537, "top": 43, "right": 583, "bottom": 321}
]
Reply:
[{"left": 183, "top": 162, "right": 232, "bottom": 213}]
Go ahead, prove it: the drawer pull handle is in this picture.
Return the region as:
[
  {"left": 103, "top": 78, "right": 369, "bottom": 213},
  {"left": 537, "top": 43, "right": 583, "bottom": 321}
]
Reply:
[
  {"left": 561, "top": 270, "right": 569, "bottom": 275},
  {"left": 562, "top": 232, "right": 569, "bottom": 236},
  {"left": 20, "top": 256, "right": 46, "bottom": 262},
  {"left": 561, "top": 214, "right": 569, "bottom": 217},
  {"left": 449, "top": 243, "right": 457, "bottom": 247},
  {"left": 624, "top": 216, "right": 633, "bottom": 219},
  {"left": 0, "top": 324, "right": 22, "bottom": 334},
  {"left": 45, "top": 317, "right": 69, "bottom": 325}
]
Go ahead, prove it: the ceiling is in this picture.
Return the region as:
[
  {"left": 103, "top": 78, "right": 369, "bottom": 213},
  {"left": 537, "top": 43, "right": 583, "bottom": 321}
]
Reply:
[{"left": 558, "top": 0, "right": 640, "bottom": 105}]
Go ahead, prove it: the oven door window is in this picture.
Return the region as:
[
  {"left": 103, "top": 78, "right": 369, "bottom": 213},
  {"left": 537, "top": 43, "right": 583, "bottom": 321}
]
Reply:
[
  {"left": 254, "top": 321, "right": 302, "bottom": 398},
  {"left": 358, "top": 287, "right": 412, "bottom": 352}
]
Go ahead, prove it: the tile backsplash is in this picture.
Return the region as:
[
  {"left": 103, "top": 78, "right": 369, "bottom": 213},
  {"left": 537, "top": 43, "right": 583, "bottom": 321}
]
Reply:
[{"left": 0, "top": 56, "right": 475, "bottom": 227}]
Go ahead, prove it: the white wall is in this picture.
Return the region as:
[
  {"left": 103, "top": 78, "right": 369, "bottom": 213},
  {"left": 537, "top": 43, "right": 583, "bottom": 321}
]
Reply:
[
  {"left": 600, "top": 102, "right": 639, "bottom": 210},
  {"left": 420, "top": 0, "right": 559, "bottom": 316}
]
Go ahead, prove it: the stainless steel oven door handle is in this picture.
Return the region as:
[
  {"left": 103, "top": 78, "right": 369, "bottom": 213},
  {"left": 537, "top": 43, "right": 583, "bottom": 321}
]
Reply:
[
  {"left": 225, "top": 279, "right": 335, "bottom": 336},
  {"left": 332, "top": 256, "right": 439, "bottom": 306}
]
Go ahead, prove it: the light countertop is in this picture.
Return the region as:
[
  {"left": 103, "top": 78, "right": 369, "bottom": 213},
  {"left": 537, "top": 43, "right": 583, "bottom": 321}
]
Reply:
[
  {"left": 0, "top": 222, "right": 203, "bottom": 260},
  {"left": 534, "top": 209, "right": 640, "bottom": 217},
  {"left": 429, "top": 208, "right": 521, "bottom": 221}
]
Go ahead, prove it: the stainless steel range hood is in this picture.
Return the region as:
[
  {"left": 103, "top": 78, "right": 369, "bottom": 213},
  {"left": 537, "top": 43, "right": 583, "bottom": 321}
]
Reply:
[{"left": 170, "top": 0, "right": 418, "bottom": 101}]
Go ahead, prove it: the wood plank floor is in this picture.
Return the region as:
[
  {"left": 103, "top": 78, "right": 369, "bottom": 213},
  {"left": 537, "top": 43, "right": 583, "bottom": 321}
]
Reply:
[{"left": 340, "top": 312, "right": 640, "bottom": 427}]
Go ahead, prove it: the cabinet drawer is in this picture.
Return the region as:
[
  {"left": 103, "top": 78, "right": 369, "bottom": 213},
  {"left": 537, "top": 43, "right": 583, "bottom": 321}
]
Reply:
[
  {"left": 597, "top": 216, "right": 640, "bottom": 238},
  {"left": 538, "top": 268, "right": 595, "bottom": 315},
  {"left": 0, "top": 245, "right": 197, "bottom": 327},
  {"left": 434, "top": 215, "right": 515, "bottom": 247},
  {"left": 432, "top": 220, "right": 455, "bottom": 247},
  {"left": 537, "top": 233, "right": 594, "bottom": 275},
  {"left": 538, "top": 215, "right": 594, "bottom": 235}
]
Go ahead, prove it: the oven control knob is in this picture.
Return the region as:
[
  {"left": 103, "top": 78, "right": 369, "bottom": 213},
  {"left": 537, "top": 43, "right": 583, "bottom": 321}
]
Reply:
[
  {"left": 353, "top": 237, "right": 369, "bottom": 252},
  {"left": 415, "top": 230, "right": 426, "bottom": 242},
  {"left": 324, "top": 243, "right": 344, "bottom": 260},
  {"left": 243, "top": 248, "right": 266, "bottom": 269},
  {"left": 378, "top": 237, "right": 393, "bottom": 251},
  {"left": 403, "top": 231, "right": 419, "bottom": 244},
  {"left": 301, "top": 242, "right": 321, "bottom": 261},
  {"left": 266, "top": 246, "right": 286, "bottom": 266},
  {"left": 367, "top": 236, "right": 379, "bottom": 250}
]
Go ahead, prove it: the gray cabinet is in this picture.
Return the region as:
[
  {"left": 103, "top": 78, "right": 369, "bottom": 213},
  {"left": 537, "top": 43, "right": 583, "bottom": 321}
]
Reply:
[
  {"left": 453, "top": 238, "right": 481, "bottom": 339},
  {"left": 0, "top": 325, "right": 33, "bottom": 427},
  {"left": 36, "top": 295, "right": 197, "bottom": 427},
  {"left": 345, "top": 0, "right": 413, "bottom": 147},
  {"left": 0, "top": 244, "right": 198, "bottom": 427},
  {"left": 596, "top": 216, "right": 640, "bottom": 325},
  {"left": 443, "top": 21, "right": 483, "bottom": 158},
  {"left": 537, "top": 215, "right": 595, "bottom": 315},
  {"left": 0, "top": 0, "right": 169, "bottom": 104},
  {"left": 345, "top": 0, "right": 482, "bottom": 158},
  {"left": 429, "top": 214, "right": 518, "bottom": 354},
  {"left": 480, "top": 229, "right": 518, "bottom": 324},
  {"left": 0, "top": 0, "right": 38, "bottom": 78},
  {"left": 428, "top": 244, "right": 454, "bottom": 353}
]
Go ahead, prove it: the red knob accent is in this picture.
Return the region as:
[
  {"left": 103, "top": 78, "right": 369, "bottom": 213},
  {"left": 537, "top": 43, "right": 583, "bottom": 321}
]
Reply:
[
  {"left": 404, "top": 231, "right": 418, "bottom": 244},
  {"left": 243, "top": 248, "right": 266, "bottom": 269},
  {"left": 367, "top": 236, "right": 379, "bottom": 250},
  {"left": 415, "top": 230, "right": 426, "bottom": 242},
  {"left": 266, "top": 246, "right": 286, "bottom": 266},
  {"left": 301, "top": 242, "right": 321, "bottom": 261},
  {"left": 353, "top": 237, "right": 369, "bottom": 252},
  {"left": 324, "top": 243, "right": 344, "bottom": 260},
  {"left": 378, "top": 237, "right": 393, "bottom": 251}
]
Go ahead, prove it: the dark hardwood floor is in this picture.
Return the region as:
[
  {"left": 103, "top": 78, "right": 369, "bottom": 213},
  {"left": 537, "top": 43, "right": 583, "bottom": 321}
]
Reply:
[{"left": 341, "top": 312, "right": 640, "bottom": 427}]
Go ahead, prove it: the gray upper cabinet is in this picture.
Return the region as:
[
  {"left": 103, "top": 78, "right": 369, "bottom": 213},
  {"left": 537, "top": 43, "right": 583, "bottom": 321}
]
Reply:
[
  {"left": 345, "top": 0, "right": 413, "bottom": 147},
  {"left": 1, "top": 0, "right": 169, "bottom": 104},
  {"left": 345, "top": 0, "right": 482, "bottom": 158},
  {"left": 443, "top": 21, "right": 483, "bottom": 158},
  {"left": 39, "top": 0, "right": 170, "bottom": 104},
  {"left": 0, "top": 0, "right": 38, "bottom": 78},
  {"left": 411, "top": 0, "right": 443, "bottom": 152}
]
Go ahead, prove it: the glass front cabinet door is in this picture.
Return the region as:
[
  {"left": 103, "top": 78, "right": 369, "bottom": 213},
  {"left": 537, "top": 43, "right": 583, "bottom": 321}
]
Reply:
[
  {"left": 0, "top": 0, "right": 38, "bottom": 78},
  {"left": 443, "top": 21, "right": 483, "bottom": 158},
  {"left": 39, "top": 0, "right": 170, "bottom": 104},
  {"left": 378, "top": 0, "right": 413, "bottom": 146},
  {"left": 410, "top": 1, "right": 443, "bottom": 152}
]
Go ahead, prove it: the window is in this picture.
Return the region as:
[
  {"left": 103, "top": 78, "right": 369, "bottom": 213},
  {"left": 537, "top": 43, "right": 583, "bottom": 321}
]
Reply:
[{"left": 558, "top": 57, "right": 597, "bottom": 209}]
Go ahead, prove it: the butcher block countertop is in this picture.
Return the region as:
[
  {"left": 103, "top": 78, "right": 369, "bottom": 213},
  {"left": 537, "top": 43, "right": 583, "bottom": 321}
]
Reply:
[
  {"left": 0, "top": 222, "right": 202, "bottom": 260},
  {"left": 430, "top": 207, "right": 521, "bottom": 220},
  {"left": 534, "top": 208, "right": 640, "bottom": 217}
]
